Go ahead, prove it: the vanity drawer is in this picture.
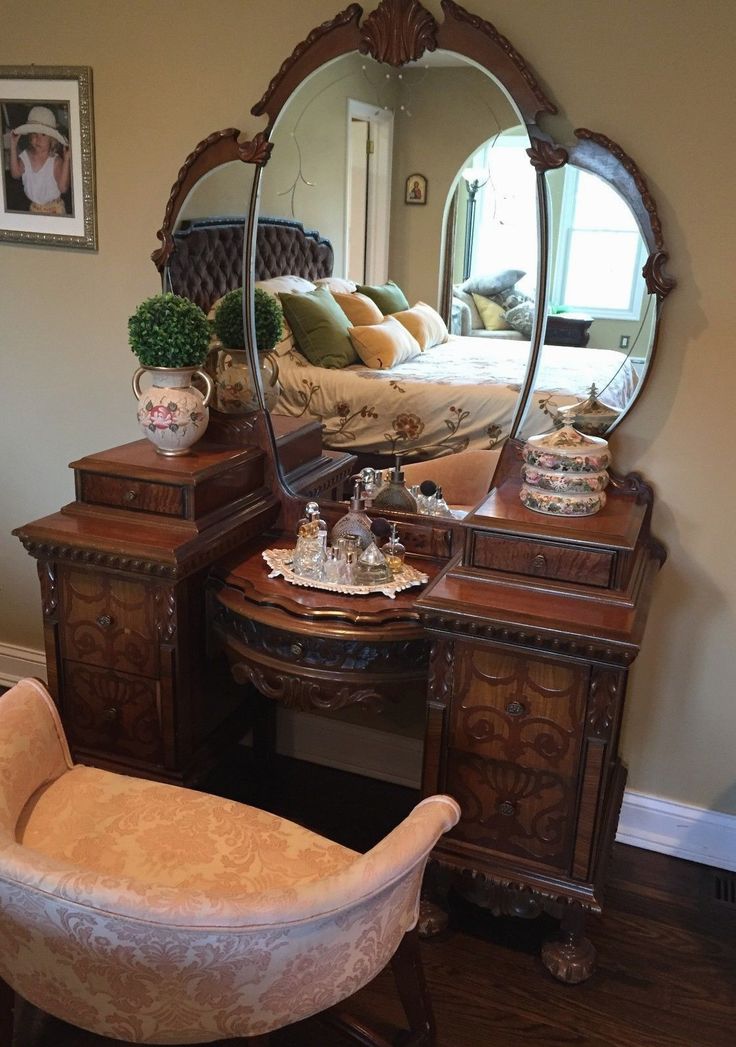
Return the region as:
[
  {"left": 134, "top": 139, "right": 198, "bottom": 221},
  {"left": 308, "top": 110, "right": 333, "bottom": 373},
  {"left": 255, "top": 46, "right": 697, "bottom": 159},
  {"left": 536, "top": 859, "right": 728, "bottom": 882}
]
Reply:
[
  {"left": 63, "top": 660, "right": 164, "bottom": 766},
  {"left": 79, "top": 472, "right": 185, "bottom": 517},
  {"left": 449, "top": 644, "right": 587, "bottom": 778},
  {"left": 445, "top": 749, "right": 575, "bottom": 871},
  {"left": 470, "top": 533, "right": 614, "bottom": 587},
  {"left": 59, "top": 569, "right": 159, "bottom": 678}
]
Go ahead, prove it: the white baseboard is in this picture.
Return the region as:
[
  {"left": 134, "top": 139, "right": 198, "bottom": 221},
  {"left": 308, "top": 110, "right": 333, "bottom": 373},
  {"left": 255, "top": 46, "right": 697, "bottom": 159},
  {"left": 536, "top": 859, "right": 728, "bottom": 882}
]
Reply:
[
  {"left": 616, "top": 791, "right": 736, "bottom": 873},
  {"left": 3, "top": 643, "right": 734, "bottom": 870},
  {"left": 275, "top": 708, "right": 424, "bottom": 789},
  {"left": 0, "top": 642, "right": 47, "bottom": 688}
]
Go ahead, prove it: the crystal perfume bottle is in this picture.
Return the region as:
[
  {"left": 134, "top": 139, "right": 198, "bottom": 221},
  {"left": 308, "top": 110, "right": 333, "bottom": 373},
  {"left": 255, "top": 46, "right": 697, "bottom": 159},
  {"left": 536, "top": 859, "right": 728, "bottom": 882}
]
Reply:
[
  {"left": 292, "top": 501, "right": 328, "bottom": 578},
  {"left": 356, "top": 540, "right": 392, "bottom": 585}
]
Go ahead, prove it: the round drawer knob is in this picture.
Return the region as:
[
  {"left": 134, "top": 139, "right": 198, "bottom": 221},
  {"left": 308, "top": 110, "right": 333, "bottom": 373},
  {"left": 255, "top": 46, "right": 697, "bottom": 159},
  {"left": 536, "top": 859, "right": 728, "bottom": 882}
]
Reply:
[
  {"left": 101, "top": 706, "right": 118, "bottom": 723},
  {"left": 96, "top": 614, "right": 114, "bottom": 628},
  {"left": 498, "top": 801, "right": 516, "bottom": 818},
  {"left": 290, "top": 642, "right": 305, "bottom": 658},
  {"left": 124, "top": 489, "right": 138, "bottom": 502},
  {"left": 531, "top": 554, "right": 547, "bottom": 573},
  {"left": 506, "top": 700, "right": 526, "bottom": 718}
]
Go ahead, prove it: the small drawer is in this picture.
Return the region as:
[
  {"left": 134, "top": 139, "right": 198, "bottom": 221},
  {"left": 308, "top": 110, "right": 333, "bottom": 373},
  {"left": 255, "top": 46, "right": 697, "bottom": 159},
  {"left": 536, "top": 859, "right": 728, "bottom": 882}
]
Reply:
[
  {"left": 60, "top": 569, "right": 158, "bottom": 678},
  {"left": 471, "top": 533, "right": 613, "bottom": 587},
  {"left": 445, "top": 749, "right": 575, "bottom": 871},
  {"left": 79, "top": 472, "right": 184, "bottom": 517},
  {"left": 63, "top": 660, "right": 164, "bottom": 766},
  {"left": 449, "top": 644, "right": 587, "bottom": 777}
]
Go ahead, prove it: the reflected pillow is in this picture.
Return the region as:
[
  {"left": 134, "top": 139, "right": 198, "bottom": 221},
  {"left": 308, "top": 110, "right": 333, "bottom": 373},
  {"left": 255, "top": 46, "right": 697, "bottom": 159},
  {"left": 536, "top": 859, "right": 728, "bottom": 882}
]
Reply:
[
  {"left": 356, "top": 280, "right": 410, "bottom": 314},
  {"left": 332, "top": 291, "right": 384, "bottom": 326},
  {"left": 256, "top": 275, "right": 316, "bottom": 299},
  {"left": 461, "top": 269, "right": 526, "bottom": 297},
  {"left": 505, "top": 299, "right": 535, "bottom": 338},
  {"left": 349, "top": 316, "right": 421, "bottom": 369},
  {"left": 315, "top": 276, "right": 357, "bottom": 293},
  {"left": 392, "top": 301, "right": 449, "bottom": 350},
  {"left": 471, "top": 294, "right": 512, "bottom": 332},
  {"left": 278, "top": 285, "right": 358, "bottom": 369}
]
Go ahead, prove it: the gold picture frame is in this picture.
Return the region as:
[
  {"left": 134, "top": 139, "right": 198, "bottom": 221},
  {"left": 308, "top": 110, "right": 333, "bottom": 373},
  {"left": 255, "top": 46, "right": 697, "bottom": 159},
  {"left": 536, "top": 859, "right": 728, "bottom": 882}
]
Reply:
[{"left": 0, "top": 65, "right": 97, "bottom": 249}]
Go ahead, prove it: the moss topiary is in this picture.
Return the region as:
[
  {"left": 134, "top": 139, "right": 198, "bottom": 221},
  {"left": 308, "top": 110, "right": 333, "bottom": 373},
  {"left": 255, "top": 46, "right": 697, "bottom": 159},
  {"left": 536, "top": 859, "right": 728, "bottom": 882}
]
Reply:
[
  {"left": 128, "top": 293, "right": 211, "bottom": 368},
  {"left": 212, "top": 288, "right": 284, "bottom": 352}
]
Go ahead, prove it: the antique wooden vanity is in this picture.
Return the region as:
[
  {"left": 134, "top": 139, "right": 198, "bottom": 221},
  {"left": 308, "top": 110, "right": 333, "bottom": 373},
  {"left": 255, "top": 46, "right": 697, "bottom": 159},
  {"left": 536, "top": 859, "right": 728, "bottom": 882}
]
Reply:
[{"left": 15, "top": 0, "right": 675, "bottom": 984}]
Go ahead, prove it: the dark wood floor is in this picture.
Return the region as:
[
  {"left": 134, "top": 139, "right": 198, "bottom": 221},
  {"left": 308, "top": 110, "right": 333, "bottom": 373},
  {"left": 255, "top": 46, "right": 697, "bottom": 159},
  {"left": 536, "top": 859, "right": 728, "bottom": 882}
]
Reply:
[{"left": 11, "top": 752, "right": 736, "bottom": 1047}]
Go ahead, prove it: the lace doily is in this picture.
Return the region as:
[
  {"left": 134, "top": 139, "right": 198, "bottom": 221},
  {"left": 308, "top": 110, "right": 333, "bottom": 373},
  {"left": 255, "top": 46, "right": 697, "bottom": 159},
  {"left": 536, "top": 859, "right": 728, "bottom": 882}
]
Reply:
[{"left": 262, "top": 549, "right": 428, "bottom": 599}]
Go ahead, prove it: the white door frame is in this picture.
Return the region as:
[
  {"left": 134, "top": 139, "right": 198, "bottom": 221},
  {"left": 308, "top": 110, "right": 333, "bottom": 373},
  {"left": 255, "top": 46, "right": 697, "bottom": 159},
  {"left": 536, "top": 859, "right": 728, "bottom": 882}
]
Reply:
[{"left": 345, "top": 99, "right": 394, "bottom": 285}]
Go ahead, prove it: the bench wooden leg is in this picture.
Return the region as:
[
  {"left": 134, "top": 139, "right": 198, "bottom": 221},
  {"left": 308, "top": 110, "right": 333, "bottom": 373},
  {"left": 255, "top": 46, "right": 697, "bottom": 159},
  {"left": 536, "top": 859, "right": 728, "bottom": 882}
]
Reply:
[
  {"left": 391, "top": 927, "right": 436, "bottom": 1046},
  {"left": 0, "top": 977, "right": 16, "bottom": 1044}
]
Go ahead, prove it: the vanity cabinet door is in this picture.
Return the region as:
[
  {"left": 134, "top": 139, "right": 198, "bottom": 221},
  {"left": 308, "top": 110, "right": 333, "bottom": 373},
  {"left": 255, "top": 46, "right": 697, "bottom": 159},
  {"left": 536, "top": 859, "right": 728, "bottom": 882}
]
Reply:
[{"left": 444, "top": 642, "right": 589, "bottom": 873}]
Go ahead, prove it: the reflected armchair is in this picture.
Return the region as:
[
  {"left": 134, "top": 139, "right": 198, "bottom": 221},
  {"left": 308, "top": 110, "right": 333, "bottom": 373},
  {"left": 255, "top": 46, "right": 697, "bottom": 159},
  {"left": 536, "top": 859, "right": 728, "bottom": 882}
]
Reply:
[{"left": 0, "top": 679, "right": 460, "bottom": 1045}]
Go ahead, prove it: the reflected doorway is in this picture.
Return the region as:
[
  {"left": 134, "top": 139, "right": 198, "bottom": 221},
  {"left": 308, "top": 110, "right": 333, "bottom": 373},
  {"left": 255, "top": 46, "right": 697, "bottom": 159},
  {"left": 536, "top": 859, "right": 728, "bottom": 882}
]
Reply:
[{"left": 345, "top": 100, "right": 393, "bottom": 284}]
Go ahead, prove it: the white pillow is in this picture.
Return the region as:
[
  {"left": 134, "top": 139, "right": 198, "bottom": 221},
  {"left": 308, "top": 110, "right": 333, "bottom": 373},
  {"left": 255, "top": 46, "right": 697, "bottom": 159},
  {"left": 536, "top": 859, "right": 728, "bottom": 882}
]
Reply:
[
  {"left": 314, "top": 276, "right": 358, "bottom": 293},
  {"left": 255, "top": 275, "right": 316, "bottom": 298}
]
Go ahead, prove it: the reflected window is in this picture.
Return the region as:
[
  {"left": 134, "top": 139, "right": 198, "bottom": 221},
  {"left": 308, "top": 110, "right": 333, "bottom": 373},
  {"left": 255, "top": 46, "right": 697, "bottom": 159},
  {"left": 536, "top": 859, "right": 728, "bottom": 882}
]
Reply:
[
  {"left": 465, "top": 132, "right": 538, "bottom": 297},
  {"left": 553, "top": 168, "right": 646, "bottom": 319}
]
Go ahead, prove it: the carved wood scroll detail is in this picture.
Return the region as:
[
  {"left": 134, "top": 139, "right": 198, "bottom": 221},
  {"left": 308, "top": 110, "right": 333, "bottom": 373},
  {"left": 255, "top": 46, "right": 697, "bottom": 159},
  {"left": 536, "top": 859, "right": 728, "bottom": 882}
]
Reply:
[
  {"left": 527, "top": 137, "right": 568, "bottom": 173},
  {"left": 252, "top": 4, "right": 363, "bottom": 117},
  {"left": 38, "top": 561, "right": 58, "bottom": 617},
  {"left": 428, "top": 638, "right": 454, "bottom": 706},
  {"left": 433, "top": 859, "right": 593, "bottom": 918},
  {"left": 440, "top": 0, "right": 556, "bottom": 115},
  {"left": 588, "top": 668, "right": 622, "bottom": 738},
  {"left": 574, "top": 127, "right": 675, "bottom": 299},
  {"left": 231, "top": 659, "right": 385, "bottom": 713},
  {"left": 359, "top": 0, "right": 438, "bottom": 65},
  {"left": 153, "top": 585, "right": 178, "bottom": 643}
]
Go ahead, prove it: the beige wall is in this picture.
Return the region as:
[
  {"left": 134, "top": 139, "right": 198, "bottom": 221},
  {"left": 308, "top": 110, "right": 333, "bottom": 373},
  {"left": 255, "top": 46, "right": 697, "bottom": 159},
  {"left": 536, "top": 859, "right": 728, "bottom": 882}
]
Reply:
[{"left": 2, "top": 0, "right": 735, "bottom": 816}]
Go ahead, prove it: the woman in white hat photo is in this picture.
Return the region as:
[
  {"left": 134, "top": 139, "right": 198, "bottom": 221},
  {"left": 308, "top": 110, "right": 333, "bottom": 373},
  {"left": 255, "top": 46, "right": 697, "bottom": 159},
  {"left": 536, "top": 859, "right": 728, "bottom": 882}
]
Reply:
[{"left": 8, "top": 103, "right": 70, "bottom": 215}]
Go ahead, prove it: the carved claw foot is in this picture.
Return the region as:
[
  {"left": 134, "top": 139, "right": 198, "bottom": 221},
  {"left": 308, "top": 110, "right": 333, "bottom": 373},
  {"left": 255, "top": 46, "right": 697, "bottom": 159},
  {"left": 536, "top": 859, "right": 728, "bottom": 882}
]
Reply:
[
  {"left": 541, "top": 932, "right": 596, "bottom": 982},
  {"left": 417, "top": 899, "right": 449, "bottom": 938},
  {"left": 541, "top": 904, "right": 597, "bottom": 983}
]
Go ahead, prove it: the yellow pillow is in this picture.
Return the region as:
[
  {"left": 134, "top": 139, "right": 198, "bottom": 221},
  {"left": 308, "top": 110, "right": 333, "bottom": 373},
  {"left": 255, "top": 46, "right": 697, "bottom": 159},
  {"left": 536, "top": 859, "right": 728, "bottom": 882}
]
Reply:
[
  {"left": 392, "top": 301, "right": 449, "bottom": 350},
  {"left": 472, "top": 293, "right": 512, "bottom": 331},
  {"left": 349, "top": 316, "right": 422, "bottom": 369},
  {"left": 333, "top": 291, "right": 384, "bottom": 326}
]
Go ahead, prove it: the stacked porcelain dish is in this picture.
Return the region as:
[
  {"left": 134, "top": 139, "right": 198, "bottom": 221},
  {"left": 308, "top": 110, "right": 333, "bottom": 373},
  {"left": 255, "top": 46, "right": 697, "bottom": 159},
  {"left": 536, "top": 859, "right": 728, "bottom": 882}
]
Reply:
[{"left": 520, "top": 425, "right": 611, "bottom": 517}]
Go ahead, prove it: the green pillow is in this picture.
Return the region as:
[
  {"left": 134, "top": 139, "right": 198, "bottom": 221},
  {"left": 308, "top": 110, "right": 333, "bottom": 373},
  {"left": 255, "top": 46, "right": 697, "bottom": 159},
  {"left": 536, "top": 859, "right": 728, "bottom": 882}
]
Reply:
[
  {"left": 278, "top": 285, "right": 358, "bottom": 369},
  {"left": 356, "top": 280, "right": 410, "bottom": 315}
]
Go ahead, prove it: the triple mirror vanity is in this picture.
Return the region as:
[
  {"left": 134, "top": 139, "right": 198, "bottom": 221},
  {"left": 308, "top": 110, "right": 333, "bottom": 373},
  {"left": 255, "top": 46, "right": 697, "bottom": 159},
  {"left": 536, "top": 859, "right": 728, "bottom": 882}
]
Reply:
[{"left": 15, "top": 0, "right": 674, "bottom": 985}]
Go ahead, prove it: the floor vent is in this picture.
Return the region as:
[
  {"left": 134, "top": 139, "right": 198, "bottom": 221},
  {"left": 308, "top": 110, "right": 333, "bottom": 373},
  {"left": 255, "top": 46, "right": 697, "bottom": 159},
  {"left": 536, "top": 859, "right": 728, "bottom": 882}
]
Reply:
[{"left": 714, "top": 872, "right": 736, "bottom": 907}]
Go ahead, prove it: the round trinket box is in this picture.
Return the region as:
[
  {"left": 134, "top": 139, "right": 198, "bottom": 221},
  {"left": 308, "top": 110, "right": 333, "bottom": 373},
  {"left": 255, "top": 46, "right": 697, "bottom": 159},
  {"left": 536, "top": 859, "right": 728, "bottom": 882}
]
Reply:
[{"left": 520, "top": 425, "right": 611, "bottom": 516}]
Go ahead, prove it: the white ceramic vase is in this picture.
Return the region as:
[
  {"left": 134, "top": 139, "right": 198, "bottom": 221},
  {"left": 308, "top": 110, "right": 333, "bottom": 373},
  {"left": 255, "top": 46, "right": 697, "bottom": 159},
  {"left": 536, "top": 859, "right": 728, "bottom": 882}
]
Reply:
[
  {"left": 132, "top": 366, "right": 214, "bottom": 457},
  {"left": 215, "top": 349, "right": 280, "bottom": 413}
]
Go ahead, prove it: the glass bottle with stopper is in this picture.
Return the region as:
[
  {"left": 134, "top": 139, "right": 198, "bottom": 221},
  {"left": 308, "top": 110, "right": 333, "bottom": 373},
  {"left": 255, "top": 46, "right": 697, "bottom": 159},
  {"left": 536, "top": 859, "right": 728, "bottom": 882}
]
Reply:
[
  {"left": 383, "top": 522, "right": 406, "bottom": 572},
  {"left": 356, "top": 537, "right": 393, "bottom": 584},
  {"left": 331, "top": 478, "right": 374, "bottom": 549},
  {"left": 371, "top": 455, "right": 418, "bottom": 513},
  {"left": 292, "top": 500, "right": 327, "bottom": 578}
]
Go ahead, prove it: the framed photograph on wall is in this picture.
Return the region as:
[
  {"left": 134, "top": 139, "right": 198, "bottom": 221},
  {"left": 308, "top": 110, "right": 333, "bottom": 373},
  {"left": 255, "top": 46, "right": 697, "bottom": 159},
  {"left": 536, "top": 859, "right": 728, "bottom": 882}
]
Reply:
[
  {"left": 0, "top": 66, "right": 97, "bottom": 249},
  {"left": 405, "top": 173, "right": 427, "bottom": 205}
]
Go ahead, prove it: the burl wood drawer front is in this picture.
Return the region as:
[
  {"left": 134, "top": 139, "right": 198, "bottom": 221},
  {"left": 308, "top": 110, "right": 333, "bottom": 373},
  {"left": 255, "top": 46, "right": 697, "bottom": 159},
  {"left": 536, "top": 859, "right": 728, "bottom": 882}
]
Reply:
[
  {"left": 60, "top": 569, "right": 158, "bottom": 678},
  {"left": 79, "top": 473, "right": 185, "bottom": 517},
  {"left": 63, "top": 660, "right": 164, "bottom": 765},
  {"left": 450, "top": 644, "right": 588, "bottom": 777},
  {"left": 471, "top": 533, "right": 614, "bottom": 586},
  {"left": 445, "top": 749, "right": 574, "bottom": 870}
]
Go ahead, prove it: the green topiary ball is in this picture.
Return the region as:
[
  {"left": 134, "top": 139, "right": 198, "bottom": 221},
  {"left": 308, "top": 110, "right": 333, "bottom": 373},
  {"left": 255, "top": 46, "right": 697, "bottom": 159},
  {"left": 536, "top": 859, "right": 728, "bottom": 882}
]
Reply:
[
  {"left": 212, "top": 289, "right": 244, "bottom": 349},
  {"left": 128, "top": 293, "right": 211, "bottom": 368},
  {"left": 212, "top": 288, "right": 284, "bottom": 352},
  {"left": 254, "top": 287, "right": 284, "bottom": 353}
]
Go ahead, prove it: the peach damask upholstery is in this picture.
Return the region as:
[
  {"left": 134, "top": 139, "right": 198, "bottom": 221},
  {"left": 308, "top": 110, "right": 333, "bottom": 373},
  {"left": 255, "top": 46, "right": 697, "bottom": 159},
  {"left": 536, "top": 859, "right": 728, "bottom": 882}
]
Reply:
[{"left": 0, "top": 679, "right": 459, "bottom": 1045}]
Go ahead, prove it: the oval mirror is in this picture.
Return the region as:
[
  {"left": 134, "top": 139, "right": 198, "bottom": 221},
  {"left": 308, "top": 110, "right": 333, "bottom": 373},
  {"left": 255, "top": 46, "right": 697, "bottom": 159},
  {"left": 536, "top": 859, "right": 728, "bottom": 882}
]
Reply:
[{"left": 255, "top": 49, "right": 541, "bottom": 485}]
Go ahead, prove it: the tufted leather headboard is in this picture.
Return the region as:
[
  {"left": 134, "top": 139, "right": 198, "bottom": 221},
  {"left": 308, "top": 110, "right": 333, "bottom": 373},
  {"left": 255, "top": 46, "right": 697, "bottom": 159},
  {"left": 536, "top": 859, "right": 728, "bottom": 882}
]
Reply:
[{"left": 167, "top": 216, "right": 334, "bottom": 312}]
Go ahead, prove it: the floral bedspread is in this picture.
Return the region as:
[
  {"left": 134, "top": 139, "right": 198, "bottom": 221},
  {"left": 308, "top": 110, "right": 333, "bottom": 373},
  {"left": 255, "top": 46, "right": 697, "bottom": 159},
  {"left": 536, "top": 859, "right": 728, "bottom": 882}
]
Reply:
[{"left": 271, "top": 335, "right": 637, "bottom": 459}]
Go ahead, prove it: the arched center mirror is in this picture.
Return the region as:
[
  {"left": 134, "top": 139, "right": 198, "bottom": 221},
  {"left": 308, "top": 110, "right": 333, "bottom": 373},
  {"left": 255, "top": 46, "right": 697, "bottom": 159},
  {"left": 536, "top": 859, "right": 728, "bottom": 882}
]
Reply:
[{"left": 154, "top": 0, "right": 673, "bottom": 521}]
